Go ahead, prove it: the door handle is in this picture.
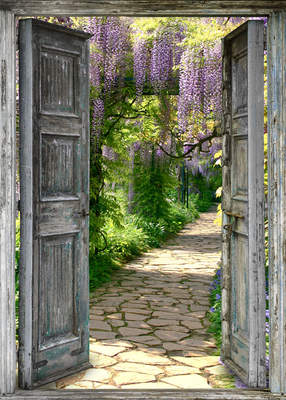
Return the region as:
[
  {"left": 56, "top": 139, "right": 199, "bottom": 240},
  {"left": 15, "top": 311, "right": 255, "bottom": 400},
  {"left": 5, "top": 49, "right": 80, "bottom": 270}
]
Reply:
[{"left": 224, "top": 211, "right": 244, "bottom": 219}]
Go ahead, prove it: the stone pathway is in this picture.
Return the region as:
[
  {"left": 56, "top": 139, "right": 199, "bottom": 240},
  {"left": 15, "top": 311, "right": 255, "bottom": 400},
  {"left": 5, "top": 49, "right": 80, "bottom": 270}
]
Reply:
[{"left": 54, "top": 207, "right": 235, "bottom": 390}]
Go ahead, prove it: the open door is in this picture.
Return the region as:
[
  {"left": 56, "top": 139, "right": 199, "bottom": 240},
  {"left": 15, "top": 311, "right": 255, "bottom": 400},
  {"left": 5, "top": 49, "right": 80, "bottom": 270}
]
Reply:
[
  {"left": 221, "top": 21, "right": 266, "bottom": 388},
  {"left": 18, "top": 19, "right": 91, "bottom": 388}
]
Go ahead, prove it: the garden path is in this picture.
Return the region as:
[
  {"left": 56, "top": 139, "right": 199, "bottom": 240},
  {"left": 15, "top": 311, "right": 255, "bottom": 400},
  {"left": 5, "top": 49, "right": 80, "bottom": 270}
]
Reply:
[{"left": 52, "top": 206, "right": 235, "bottom": 390}]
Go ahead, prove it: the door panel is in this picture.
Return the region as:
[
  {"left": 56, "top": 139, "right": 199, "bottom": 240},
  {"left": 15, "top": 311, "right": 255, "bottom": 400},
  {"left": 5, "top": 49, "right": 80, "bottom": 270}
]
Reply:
[
  {"left": 221, "top": 21, "right": 266, "bottom": 388},
  {"left": 19, "top": 19, "right": 91, "bottom": 388}
]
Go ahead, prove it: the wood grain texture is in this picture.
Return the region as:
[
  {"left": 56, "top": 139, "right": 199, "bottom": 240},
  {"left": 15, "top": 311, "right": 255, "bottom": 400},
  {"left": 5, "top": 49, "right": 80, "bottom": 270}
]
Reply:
[
  {"left": 267, "top": 10, "right": 286, "bottom": 395},
  {"left": 1, "top": 0, "right": 286, "bottom": 16},
  {"left": 221, "top": 21, "right": 265, "bottom": 388},
  {"left": 0, "top": 9, "right": 17, "bottom": 396},
  {"left": 18, "top": 19, "right": 91, "bottom": 389},
  {"left": 19, "top": 17, "right": 33, "bottom": 389},
  {"left": 221, "top": 34, "right": 232, "bottom": 365},
  {"left": 0, "top": 389, "right": 276, "bottom": 400},
  {"left": 247, "top": 20, "right": 266, "bottom": 388}
]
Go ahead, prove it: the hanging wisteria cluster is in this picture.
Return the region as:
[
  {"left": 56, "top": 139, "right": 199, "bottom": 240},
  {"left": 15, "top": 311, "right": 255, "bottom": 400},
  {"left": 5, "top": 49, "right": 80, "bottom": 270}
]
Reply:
[
  {"left": 88, "top": 17, "right": 131, "bottom": 139},
  {"left": 133, "top": 38, "right": 149, "bottom": 98},
  {"left": 83, "top": 16, "right": 265, "bottom": 172},
  {"left": 88, "top": 17, "right": 130, "bottom": 92},
  {"left": 178, "top": 44, "right": 222, "bottom": 135},
  {"left": 129, "top": 19, "right": 223, "bottom": 172}
]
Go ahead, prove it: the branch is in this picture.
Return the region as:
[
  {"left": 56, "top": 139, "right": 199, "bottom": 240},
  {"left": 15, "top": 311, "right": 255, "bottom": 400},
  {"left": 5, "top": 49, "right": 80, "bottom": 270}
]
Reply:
[
  {"left": 103, "top": 97, "right": 138, "bottom": 138},
  {"left": 155, "top": 126, "right": 220, "bottom": 159}
]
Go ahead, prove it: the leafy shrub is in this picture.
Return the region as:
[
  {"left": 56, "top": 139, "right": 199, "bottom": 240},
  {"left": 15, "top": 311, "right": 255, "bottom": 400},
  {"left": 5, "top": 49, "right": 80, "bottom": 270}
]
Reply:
[{"left": 89, "top": 193, "right": 200, "bottom": 289}]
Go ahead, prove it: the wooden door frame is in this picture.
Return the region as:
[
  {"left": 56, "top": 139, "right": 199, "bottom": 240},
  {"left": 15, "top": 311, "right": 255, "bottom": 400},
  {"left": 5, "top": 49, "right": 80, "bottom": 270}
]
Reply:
[{"left": 0, "top": 3, "right": 286, "bottom": 397}]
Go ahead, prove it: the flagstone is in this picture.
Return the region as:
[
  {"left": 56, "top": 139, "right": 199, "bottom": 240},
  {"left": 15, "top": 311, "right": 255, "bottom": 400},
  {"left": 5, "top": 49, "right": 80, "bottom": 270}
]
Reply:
[
  {"left": 180, "top": 337, "right": 216, "bottom": 348},
  {"left": 181, "top": 320, "right": 203, "bottom": 330},
  {"left": 56, "top": 372, "right": 85, "bottom": 388},
  {"left": 154, "top": 329, "right": 188, "bottom": 341},
  {"left": 161, "top": 374, "right": 211, "bottom": 389},
  {"left": 75, "top": 380, "right": 94, "bottom": 389},
  {"left": 118, "top": 327, "right": 151, "bottom": 336},
  {"left": 107, "top": 313, "right": 122, "bottom": 320},
  {"left": 124, "top": 302, "right": 149, "bottom": 309},
  {"left": 171, "top": 356, "right": 220, "bottom": 369},
  {"left": 89, "top": 314, "right": 104, "bottom": 320},
  {"left": 121, "top": 382, "right": 176, "bottom": 389},
  {"left": 190, "top": 304, "right": 210, "bottom": 311},
  {"left": 152, "top": 305, "right": 189, "bottom": 313},
  {"left": 90, "top": 331, "right": 116, "bottom": 340},
  {"left": 96, "top": 299, "right": 126, "bottom": 307},
  {"left": 100, "top": 339, "right": 134, "bottom": 348},
  {"left": 152, "top": 311, "right": 185, "bottom": 320},
  {"left": 126, "top": 320, "right": 151, "bottom": 329},
  {"left": 124, "top": 313, "right": 147, "bottom": 321},
  {"left": 123, "top": 336, "right": 162, "bottom": 346},
  {"left": 109, "top": 319, "right": 125, "bottom": 327},
  {"left": 112, "top": 362, "right": 163, "bottom": 375},
  {"left": 90, "top": 343, "right": 126, "bottom": 356},
  {"left": 140, "top": 347, "right": 166, "bottom": 354},
  {"left": 118, "top": 350, "right": 173, "bottom": 365},
  {"left": 113, "top": 372, "right": 156, "bottom": 386},
  {"left": 147, "top": 318, "right": 173, "bottom": 327},
  {"left": 83, "top": 368, "right": 111, "bottom": 382},
  {"left": 89, "top": 320, "right": 112, "bottom": 331},
  {"left": 58, "top": 209, "right": 231, "bottom": 391},
  {"left": 90, "top": 308, "right": 104, "bottom": 315},
  {"left": 164, "top": 365, "right": 200, "bottom": 375},
  {"left": 121, "top": 308, "right": 151, "bottom": 315},
  {"left": 162, "top": 342, "right": 189, "bottom": 351},
  {"left": 89, "top": 352, "right": 117, "bottom": 368},
  {"left": 163, "top": 325, "right": 189, "bottom": 333}
]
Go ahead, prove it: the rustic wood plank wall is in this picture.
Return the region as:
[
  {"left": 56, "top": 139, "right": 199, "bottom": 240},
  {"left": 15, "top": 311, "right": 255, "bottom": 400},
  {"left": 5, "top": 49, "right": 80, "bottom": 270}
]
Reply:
[
  {"left": 1, "top": 0, "right": 286, "bottom": 16},
  {"left": 268, "top": 10, "right": 286, "bottom": 395},
  {"left": 0, "top": 9, "right": 17, "bottom": 396}
]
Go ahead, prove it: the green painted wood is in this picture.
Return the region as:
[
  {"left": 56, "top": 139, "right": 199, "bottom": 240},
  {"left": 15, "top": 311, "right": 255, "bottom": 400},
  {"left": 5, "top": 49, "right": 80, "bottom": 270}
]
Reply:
[
  {"left": 221, "top": 21, "right": 266, "bottom": 388},
  {"left": 18, "top": 19, "right": 92, "bottom": 389}
]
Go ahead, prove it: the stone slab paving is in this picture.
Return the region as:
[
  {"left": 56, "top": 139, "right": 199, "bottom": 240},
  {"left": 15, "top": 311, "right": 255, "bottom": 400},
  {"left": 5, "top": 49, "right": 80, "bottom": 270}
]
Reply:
[{"left": 54, "top": 207, "right": 236, "bottom": 390}]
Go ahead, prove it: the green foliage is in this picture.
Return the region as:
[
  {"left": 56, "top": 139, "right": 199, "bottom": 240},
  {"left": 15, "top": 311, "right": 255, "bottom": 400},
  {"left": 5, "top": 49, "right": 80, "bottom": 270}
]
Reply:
[
  {"left": 89, "top": 191, "right": 199, "bottom": 289},
  {"left": 208, "top": 267, "right": 222, "bottom": 352},
  {"left": 133, "top": 156, "right": 176, "bottom": 221},
  {"left": 188, "top": 169, "right": 221, "bottom": 212}
]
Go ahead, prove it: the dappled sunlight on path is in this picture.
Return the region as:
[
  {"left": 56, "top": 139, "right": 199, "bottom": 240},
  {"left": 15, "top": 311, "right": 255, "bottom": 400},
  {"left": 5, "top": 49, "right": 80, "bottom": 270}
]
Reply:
[{"left": 50, "top": 206, "right": 235, "bottom": 390}]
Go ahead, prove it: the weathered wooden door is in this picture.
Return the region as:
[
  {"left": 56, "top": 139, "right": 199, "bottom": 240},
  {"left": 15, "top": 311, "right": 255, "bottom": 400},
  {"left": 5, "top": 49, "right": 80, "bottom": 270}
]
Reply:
[
  {"left": 221, "top": 21, "right": 266, "bottom": 388},
  {"left": 18, "top": 19, "right": 91, "bottom": 388}
]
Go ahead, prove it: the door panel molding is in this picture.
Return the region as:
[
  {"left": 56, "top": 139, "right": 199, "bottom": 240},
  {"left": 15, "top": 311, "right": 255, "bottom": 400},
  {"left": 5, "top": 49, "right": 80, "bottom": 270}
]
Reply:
[
  {"left": 221, "top": 21, "right": 266, "bottom": 388},
  {"left": 19, "top": 18, "right": 91, "bottom": 389}
]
